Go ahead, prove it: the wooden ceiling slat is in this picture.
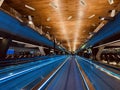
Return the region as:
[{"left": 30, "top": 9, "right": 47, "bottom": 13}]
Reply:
[{"left": 3, "top": 0, "right": 120, "bottom": 51}]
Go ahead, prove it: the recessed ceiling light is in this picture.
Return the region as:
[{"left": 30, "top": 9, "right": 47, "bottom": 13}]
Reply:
[
  {"left": 49, "top": 2, "right": 57, "bottom": 9},
  {"left": 28, "top": 20, "right": 33, "bottom": 24},
  {"left": 28, "top": 15, "right": 33, "bottom": 24},
  {"left": 25, "top": 4, "right": 35, "bottom": 11},
  {"left": 80, "top": 0, "right": 87, "bottom": 6},
  {"left": 28, "top": 15, "right": 32, "bottom": 21},
  {"left": 67, "top": 16, "right": 73, "bottom": 20},
  {"left": 88, "top": 14, "right": 95, "bottom": 19},
  {"left": 47, "top": 17, "right": 51, "bottom": 21},
  {"left": 100, "top": 17, "right": 105, "bottom": 21},
  {"left": 0, "top": 37, "right": 3, "bottom": 39},
  {"left": 110, "top": 10, "right": 116, "bottom": 17},
  {"left": 108, "top": 0, "right": 114, "bottom": 5}
]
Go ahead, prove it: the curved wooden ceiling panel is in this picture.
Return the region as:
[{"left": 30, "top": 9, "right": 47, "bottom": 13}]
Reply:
[{"left": 3, "top": 0, "right": 120, "bottom": 51}]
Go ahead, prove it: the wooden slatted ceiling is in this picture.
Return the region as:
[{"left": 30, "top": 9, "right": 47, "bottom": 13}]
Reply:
[{"left": 2, "top": 0, "right": 120, "bottom": 51}]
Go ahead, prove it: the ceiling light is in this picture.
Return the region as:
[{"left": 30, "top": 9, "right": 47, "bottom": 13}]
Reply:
[
  {"left": 100, "top": 17, "right": 105, "bottom": 21},
  {"left": 80, "top": 0, "right": 87, "bottom": 6},
  {"left": 0, "top": 37, "right": 3, "bottom": 39},
  {"left": 94, "top": 22, "right": 105, "bottom": 33},
  {"left": 99, "top": 16, "right": 114, "bottom": 21},
  {"left": 28, "top": 15, "right": 32, "bottom": 21},
  {"left": 49, "top": 2, "right": 57, "bottom": 9},
  {"left": 108, "top": 0, "right": 114, "bottom": 5},
  {"left": 88, "top": 14, "right": 95, "bottom": 19},
  {"left": 28, "top": 20, "right": 33, "bottom": 24},
  {"left": 89, "top": 32, "right": 95, "bottom": 36},
  {"left": 28, "top": 15, "right": 34, "bottom": 24},
  {"left": 46, "top": 26, "right": 51, "bottom": 29},
  {"left": 47, "top": 17, "right": 51, "bottom": 21},
  {"left": 110, "top": 10, "right": 116, "bottom": 17},
  {"left": 67, "top": 16, "right": 73, "bottom": 20},
  {"left": 25, "top": 4, "right": 35, "bottom": 11},
  {"left": 0, "top": 0, "right": 4, "bottom": 7}
]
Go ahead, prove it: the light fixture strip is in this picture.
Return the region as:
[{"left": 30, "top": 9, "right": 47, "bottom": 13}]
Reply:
[
  {"left": 25, "top": 4, "right": 35, "bottom": 11},
  {"left": 88, "top": 14, "right": 95, "bottom": 19},
  {"left": 108, "top": 0, "right": 114, "bottom": 5},
  {"left": 110, "top": 10, "right": 116, "bottom": 17},
  {"left": 0, "top": 0, "right": 4, "bottom": 7},
  {"left": 80, "top": 0, "right": 87, "bottom": 6}
]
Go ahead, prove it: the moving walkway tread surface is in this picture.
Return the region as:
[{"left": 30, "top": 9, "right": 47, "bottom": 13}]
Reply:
[
  {"left": 77, "top": 56, "right": 120, "bottom": 90},
  {"left": 44, "top": 57, "right": 87, "bottom": 90},
  {"left": 1, "top": 55, "right": 120, "bottom": 90},
  {"left": 0, "top": 56, "right": 66, "bottom": 90}
]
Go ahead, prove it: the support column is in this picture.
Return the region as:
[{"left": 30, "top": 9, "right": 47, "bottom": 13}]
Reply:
[
  {"left": 0, "top": 38, "right": 11, "bottom": 59},
  {"left": 88, "top": 48, "right": 93, "bottom": 59},
  {"left": 96, "top": 46, "right": 105, "bottom": 61},
  {"left": 92, "top": 48, "right": 99, "bottom": 60}
]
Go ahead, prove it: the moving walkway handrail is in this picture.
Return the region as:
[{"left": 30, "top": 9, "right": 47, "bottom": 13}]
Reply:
[
  {"left": 75, "top": 58, "right": 90, "bottom": 90},
  {"left": 0, "top": 57, "right": 66, "bottom": 84},
  {"left": 37, "top": 57, "right": 70, "bottom": 90},
  {"left": 78, "top": 57, "right": 120, "bottom": 81}
]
